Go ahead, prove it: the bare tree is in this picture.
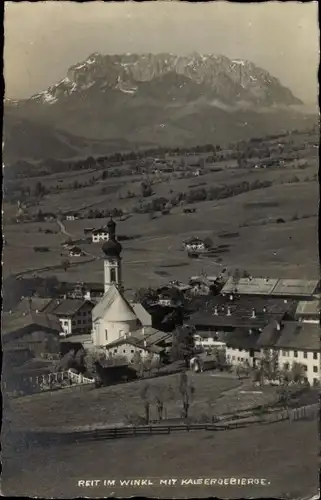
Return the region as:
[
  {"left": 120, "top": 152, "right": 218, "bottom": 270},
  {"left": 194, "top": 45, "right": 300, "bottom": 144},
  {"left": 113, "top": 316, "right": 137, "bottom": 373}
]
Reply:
[
  {"left": 178, "top": 371, "right": 195, "bottom": 419},
  {"left": 139, "top": 383, "right": 153, "bottom": 424}
]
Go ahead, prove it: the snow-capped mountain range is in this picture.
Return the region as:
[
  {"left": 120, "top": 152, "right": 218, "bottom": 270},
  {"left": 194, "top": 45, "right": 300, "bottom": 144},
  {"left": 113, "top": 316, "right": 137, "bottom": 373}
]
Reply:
[
  {"left": 27, "top": 52, "right": 301, "bottom": 107},
  {"left": 4, "top": 52, "right": 317, "bottom": 161}
]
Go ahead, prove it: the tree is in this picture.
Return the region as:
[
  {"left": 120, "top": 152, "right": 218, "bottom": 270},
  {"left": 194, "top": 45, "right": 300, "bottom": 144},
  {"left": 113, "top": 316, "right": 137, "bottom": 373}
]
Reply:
[
  {"left": 259, "top": 349, "right": 279, "bottom": 385},
  {"left": 232, "top": 268, "right": 241, "bottom": 293},
  {"left": 61, "top": 259, "right": 70, "bottom": 272},
  {"left": 141, "top": 181, "right": 153, "bottom": 198},
  {"left": 132, "top": 351, "right": 144, "bottom": 378},
  {"left": 203, "top": 237, "right": 213, "bottom": 249},
  {"left": 178, "top": 371, "right": 195, "bottom": 419},
  {"left": 291, "top": 361, "right": 305, "bottom": 383},
  {"left": 139, "top": 383, "right": 153, "bottom": 424},
  {"left": 133, "top": 287, "right": 158, "bottom": 305},
  {"left": 170, "top": 326, "right": 195, "bottom": 366}
]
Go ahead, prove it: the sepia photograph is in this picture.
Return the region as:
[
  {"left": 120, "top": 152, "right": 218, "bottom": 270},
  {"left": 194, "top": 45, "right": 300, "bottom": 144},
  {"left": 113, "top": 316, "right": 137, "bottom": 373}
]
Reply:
[{"left": 1, "top": 1, "right": 320, "bottom": 498}]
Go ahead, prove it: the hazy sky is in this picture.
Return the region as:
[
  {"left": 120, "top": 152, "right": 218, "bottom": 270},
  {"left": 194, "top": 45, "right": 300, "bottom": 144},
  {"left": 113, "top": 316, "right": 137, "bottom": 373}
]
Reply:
[{"left": 4, "top": 1, "right": 319, "bottom": 103}]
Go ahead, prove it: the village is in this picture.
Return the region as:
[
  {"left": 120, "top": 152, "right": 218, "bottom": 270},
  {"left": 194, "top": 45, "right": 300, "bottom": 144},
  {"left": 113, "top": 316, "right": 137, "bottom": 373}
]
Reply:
[{"left": 3, "top": 214, "right": 320, "bottom": 400}]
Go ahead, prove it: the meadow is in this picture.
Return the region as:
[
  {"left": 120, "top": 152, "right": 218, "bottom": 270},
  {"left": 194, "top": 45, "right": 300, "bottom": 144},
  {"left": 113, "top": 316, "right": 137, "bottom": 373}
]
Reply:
[
  {"left": 2, "top": 418, "right": 319, "bottom": 499},
  {"left": 3, "top": 128, "right": 319, "bottom": 286}
]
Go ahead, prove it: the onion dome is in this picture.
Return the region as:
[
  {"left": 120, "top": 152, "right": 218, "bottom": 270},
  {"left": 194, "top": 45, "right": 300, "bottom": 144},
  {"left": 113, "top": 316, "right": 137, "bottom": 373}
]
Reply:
[{"left": 102, "top": 239, "right": 122, "bottom": 257}]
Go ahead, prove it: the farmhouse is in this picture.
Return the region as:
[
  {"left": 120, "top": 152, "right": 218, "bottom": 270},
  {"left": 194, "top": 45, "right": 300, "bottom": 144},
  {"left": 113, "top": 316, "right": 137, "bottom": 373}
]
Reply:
[
  {"left": 69, "top": 246, "right": 84, "bottom": 257},
  {"left": 2, "top": 309, "right": 62, "bottom": 358},
  {"left": 257, "top": 321, "right": 321, "bottom": 386},
  {"left": 188, "top": 295, "right": 296, "bottom": 334},
  {"left": 92, "top": 227, "right": 110, "bottom": 243},
  {"left": 65, "top": 213, "right": 79, "bottom": 221},
  {"left": 104, "top": 336, "right": 163, "bottom": 364},
  {"left": 42, "top": 298, "right": 94, "bottom": 336},
  {"left": 183, "top": 237, "right": 206, "bottom": 252}
]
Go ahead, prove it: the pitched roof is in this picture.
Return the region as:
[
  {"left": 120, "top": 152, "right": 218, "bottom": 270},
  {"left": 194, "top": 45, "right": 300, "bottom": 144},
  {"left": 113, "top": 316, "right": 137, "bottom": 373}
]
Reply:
[
  {"left": 272, "top": 279, "right": 319, "bottom": 297},
  {"left": 258, "top": 321, "right": 321, "bottom": 351},
  {"left": 219, "top": 329, "right": 260, "bottom": 350},
  {"left": 221, "top": 277, "right": 278, "bottom": 295},
  {"left": 42, "top": 299, "right": 92, "bottom": 317},
  {"left": 15, "top": 297, "right": 53, "bottom": 315},
  {"left": 221, "top": 277, "right": 319, "bottom": 297},
  {"left": 131, "top": 303, "right": 152, "bottom": 327},
  {"left": 134, "top": 327, "right": 172, "bottom": 346},
  {"left": 275, "top": 321, "right": 320, "bottom": 351},
  {"left": 2, "top": 311, "right": 62, "bottom": 340},
  {"left": 92, "top": 285, "right": 138, "bottom": 323},
  {"left": 106, "top": 336, "right": 163, "bottom": 354},
  {"left": 295, "top": 299, "right": 320, "bottom": 317}
]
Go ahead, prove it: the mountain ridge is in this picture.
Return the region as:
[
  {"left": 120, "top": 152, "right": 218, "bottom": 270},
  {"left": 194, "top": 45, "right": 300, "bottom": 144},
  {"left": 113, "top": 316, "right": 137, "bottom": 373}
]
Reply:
[{"left": 4, "top": 52, "right": 317, "bottom": 161}]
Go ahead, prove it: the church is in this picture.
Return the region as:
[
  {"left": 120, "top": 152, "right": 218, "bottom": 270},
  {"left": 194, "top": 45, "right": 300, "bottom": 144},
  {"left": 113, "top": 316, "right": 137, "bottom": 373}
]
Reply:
[{"left": 91, "top": 218, "right": 170, "bottom": 357}]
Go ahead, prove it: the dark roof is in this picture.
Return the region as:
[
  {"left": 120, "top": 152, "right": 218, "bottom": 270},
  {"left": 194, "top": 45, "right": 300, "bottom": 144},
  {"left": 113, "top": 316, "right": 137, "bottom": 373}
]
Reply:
[
  {"left": 2, "top": 311, "right": 62, "bottom": 340},
  {"left": 15, "top": 297, "right": 53, "bottom": 315},
  {"left": 275, "top": 321, "right": 320, "bottom": 351},
  {"left": 92, "top": 227, "right": 109, "bottom": 234},
  {"left": 106, "top": 336, "right": 163, "bottom": 354},
  {"left": 219, "top": 329, "right": 260, "bottom": 350},
  {"left": 188, "top": 295, "right": 296, "bottom": 329},
  {"left": 258, "top": 321, "right": 320, "bottom": 351},
  {"left": 42, "top": 299, "right": 93, "bottom": 317}
]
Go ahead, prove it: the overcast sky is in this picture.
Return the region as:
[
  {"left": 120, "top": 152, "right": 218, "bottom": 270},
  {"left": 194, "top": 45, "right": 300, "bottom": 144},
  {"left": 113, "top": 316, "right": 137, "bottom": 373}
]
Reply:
[{"left": 4, "top": 1, "right": 319, "bottom": 103}]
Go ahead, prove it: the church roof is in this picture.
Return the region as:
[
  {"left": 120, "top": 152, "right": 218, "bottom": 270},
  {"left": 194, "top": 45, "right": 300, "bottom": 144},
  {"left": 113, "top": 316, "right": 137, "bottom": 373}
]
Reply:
[{"left": 92, "top": 285, "right": 139, "bottom": 323}]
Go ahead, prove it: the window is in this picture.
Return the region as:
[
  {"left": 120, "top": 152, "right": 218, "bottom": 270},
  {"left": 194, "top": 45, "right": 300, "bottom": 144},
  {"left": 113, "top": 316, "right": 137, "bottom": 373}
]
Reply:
[
  {"left": 113, "top": 349, "right": 117, "bottom": 353},
  {"left": 110, "top": 267, "right": 116, "bottom": 283},
  {"left": 303, "top": 352, "right": 307, "bottom": 359},
  {"left": 240, "top": 357, "right": 243, "bottom": 362},
  {"left": 283, "top": 363, "right": 289, "bottom": 370},
  {"left": 313, "top": 352, "right": 318, "bottom": 360},
  {"left": 131, "top": 350, "right": 134, "bottom": 353},
  {"left": 313, "top": 366, "right": 318, "bottom": 373},
  {"left": 123, "top": 349, "right": 126, "bottom": 354},
  {"left": 232, "top": 356, "right": 235, "bottom": 360},
  {"left": 282, "top": 350, "right": 288, "bottom": 357},
  {"left": 294, "top": 351, "right": 298, "bottom": 358},
  {"left": 105, "top": 329, "right": 108, "bottom": 341},
  {"left": 303, "top": 365, "right": 308, "bottom": 372},
  {"left": 64, "top": 320, "right": 68, "bottom": 325},
  {"left": 237, "top": 357, "right": 240, "bottom": 361}
]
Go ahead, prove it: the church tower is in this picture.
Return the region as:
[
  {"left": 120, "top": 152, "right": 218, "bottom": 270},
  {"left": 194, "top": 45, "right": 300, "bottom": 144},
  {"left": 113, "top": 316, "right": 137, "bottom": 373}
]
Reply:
[{"left": 102, "top": 218, "right": 123, "bottom": 293}]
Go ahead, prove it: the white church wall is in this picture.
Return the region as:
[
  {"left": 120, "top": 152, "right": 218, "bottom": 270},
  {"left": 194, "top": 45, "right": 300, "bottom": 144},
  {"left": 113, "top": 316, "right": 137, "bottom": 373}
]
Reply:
[{"left": 92, "top": 318, "right": 139, "bottom": 347}]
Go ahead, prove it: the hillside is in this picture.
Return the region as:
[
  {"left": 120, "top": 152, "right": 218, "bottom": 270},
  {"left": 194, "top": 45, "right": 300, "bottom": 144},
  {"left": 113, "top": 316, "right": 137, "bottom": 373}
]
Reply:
[{"left": 4, "top": 52, "right": 318, "bottom": 160}]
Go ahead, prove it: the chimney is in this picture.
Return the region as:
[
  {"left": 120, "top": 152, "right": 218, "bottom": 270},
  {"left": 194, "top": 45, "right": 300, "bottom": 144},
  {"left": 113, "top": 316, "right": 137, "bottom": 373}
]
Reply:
[
  {"left": 227, "top": 306, "right": 232, "bottom": 316},
  {"left": 276, "top": 322, "right": 281, "bottom": 331},
  {"left": 214, "top": 306, "right": 219, "bottom": 316},
  {"left": 251, "top": 308, "right": 256, "bottom": 319}
]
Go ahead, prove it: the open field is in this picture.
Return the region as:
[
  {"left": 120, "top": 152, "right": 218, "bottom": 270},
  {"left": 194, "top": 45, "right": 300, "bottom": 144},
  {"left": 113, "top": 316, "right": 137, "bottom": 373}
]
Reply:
[
  {"left": 5, "top": 373, "right": 245, "bottom": 431},
  {"left": 4, "top": 181, "right": 318, "bottom": 284},
  {"left": 3, "top": 127, "right": 319, "bottom": 285},
  {"left": 2, "top": 419, "right": 319, "bottom": 498}
]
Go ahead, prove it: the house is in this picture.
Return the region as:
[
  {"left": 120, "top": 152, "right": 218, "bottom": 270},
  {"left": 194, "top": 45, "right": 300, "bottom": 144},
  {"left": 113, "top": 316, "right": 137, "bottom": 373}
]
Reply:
[
  {"left": 257, "top": 321, "right": 320, "bottom": 386},
  {"left": 65, "top": 213, "right": 79, "bottom": 221},
  {"left": 183, "top": 237, "right": 206, "bottom": 252},
  {"left": 295, "top": 298, "right": 320, "bottom": 323},
  {"left": 2, "top": 309, "right": 62, "bottom": 357},
  {"left": 92, "top": 227, "right": 110, "bottom": 243},
  {"left": 69, "top": 246, "right": 84, "bottom": 257},
  {"left": 104, "top": 335, "right": 164, "bottom": 364},
  {"left": 42, "top": 298, "right": 94, "bottom": 336},
  {"left": 188, "top": 295, "right": 296, "bottom": 334},
  {"left": 84, "top": 227, "right": 94, "bottom": 235}
]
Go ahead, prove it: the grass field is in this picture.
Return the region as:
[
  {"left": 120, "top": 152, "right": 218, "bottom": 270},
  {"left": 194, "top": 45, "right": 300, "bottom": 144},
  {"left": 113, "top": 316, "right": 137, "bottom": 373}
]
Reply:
[
  {"left": 5, "top": 373, "right": 248, "bottom": 431},
  {"left": 2, "top": 419, "right": 319, "bottom": 498},
  {"left": 3, "top": 134, "right": 319, "bottom": 285}
]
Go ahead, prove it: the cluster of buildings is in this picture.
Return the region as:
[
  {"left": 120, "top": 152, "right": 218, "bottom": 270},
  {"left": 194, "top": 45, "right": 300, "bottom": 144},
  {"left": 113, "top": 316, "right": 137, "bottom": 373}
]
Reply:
[{"left": 2, "top": 217, "right": 321, "bottom": 390}]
